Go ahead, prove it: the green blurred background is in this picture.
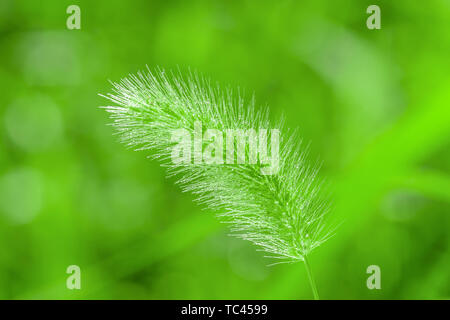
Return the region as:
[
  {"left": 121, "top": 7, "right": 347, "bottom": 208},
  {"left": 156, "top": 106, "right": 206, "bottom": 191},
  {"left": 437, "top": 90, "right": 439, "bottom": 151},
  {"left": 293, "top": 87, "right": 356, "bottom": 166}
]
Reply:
[{"left": 0, "top": 0, "right": 449, "bottom": 299}]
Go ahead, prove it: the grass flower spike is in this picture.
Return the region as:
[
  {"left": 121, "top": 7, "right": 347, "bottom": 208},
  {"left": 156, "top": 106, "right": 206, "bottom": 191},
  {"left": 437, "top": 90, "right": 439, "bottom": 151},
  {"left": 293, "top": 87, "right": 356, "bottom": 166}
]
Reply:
[{"left": 101, "top": 68, "right": 332, "bottom": 299}]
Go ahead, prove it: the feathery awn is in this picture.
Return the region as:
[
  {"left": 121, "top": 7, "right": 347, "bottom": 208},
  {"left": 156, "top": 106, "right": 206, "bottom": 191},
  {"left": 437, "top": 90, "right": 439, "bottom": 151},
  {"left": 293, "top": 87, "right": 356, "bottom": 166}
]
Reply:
[{"left": 101, "top": 68, "right": 333, "bottom": 299}]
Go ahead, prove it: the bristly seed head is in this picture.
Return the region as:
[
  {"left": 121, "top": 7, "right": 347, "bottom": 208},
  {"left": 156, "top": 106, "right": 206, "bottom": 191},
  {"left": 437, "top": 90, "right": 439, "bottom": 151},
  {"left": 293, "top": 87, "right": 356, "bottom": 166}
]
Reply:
[{"left": 100, "top": 67, "right": 333, "bottom": 264}]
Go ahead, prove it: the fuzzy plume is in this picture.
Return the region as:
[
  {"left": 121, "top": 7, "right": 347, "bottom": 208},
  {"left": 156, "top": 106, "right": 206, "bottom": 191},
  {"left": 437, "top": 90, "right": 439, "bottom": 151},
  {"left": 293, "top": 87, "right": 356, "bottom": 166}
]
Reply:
[{"left": 100, "top": 68, "right": 332, "bottom": 264}]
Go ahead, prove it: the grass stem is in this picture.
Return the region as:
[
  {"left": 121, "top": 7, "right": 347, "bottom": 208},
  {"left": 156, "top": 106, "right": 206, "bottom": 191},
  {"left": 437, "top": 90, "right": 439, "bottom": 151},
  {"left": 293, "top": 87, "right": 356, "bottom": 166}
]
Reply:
[{"left": 303, "top": 256, "right": 319, "bottom": 300}]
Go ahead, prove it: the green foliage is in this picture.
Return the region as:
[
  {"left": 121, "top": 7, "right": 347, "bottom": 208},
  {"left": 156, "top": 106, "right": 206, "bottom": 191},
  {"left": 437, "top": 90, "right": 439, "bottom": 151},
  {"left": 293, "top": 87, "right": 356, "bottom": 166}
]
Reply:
[{"left": 0, "top": 0, "right": 448, "bottom": 300}]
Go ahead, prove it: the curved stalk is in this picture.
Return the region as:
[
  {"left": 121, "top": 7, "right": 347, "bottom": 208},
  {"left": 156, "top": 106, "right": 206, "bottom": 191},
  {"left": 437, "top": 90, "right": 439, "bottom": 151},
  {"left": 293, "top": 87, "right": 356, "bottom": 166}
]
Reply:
[{"left": 303, "top": 256, "right": 319, "bottom": 300}]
